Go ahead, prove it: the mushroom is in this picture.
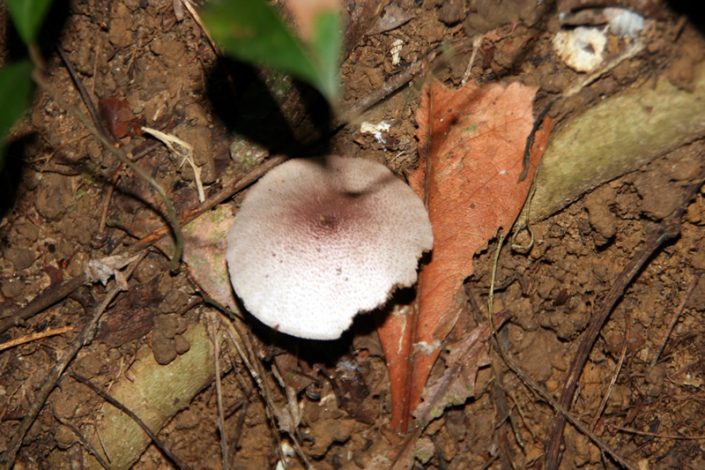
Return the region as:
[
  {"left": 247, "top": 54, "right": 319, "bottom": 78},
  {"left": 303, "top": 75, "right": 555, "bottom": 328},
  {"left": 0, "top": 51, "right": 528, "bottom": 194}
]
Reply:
[{"left": 226, "top": 155, "right": 433, "bottom": 340}]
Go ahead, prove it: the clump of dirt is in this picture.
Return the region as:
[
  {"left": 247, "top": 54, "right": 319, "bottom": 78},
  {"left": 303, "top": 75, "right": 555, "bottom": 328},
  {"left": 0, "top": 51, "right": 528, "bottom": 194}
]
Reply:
[{"left": 1, "top": 0, "right": 705, "bottom": 469}]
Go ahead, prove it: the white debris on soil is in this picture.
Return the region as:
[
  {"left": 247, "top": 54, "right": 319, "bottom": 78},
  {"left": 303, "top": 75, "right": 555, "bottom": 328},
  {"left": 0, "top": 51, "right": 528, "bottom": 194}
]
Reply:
[
  {"left": 390, "top": 38, "right": 404, "bottom": 65},
  {"left": 360, "top": 120, "right": 392, "bottom": 144}
]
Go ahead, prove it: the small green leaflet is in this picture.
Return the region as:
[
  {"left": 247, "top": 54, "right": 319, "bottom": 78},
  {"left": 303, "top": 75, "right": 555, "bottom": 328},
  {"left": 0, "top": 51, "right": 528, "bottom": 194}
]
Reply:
[
  {"left": 0, "top": 60, "right": 33, "bottom": 167},
  {"left": 202, "top": 0, "right": 341, "bottom": 102},
  {"left": 6, "top": 0, "right": 54, "bottom": 44}
]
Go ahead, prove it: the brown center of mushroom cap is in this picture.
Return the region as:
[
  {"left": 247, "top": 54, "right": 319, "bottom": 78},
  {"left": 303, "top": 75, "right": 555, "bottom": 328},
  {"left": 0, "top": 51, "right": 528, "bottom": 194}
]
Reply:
[{"left": 227, "top": 155, "right": 433, "bottom": 340}]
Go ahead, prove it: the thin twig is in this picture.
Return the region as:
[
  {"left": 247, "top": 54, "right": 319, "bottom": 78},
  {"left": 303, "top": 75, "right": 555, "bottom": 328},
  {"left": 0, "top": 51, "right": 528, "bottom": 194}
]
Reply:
[
  {"left": 231, "top": 401, "right": 248, "bottom": 460},
  {"left": 0, "top": 326, "right": 75, "bottom": 352},
  {"left": 0, "top": 274, "right": 87, "bottom": 336},
  {"left": 194, "top": 285, "right": 244, "bottom": 322},
  {"left": 334, "top": 48, "right": 439, "bottom": 128},
  {"left": 69, "top": 371, "right": 186, "bottom": 469},
  {"left": 55, "top": 416, "right": 111, "bottom": 470},
  {"left": 492, "top": 379, "right": 517, "bottom": 470},
  {"left": 31, "top": 70, "right": 184, "bottom": 272},
  {"left": 543, "top": 222, "right": 678, "bottom": 470},
  {"left": 610, "top": 424, "right": 705, "bottom": 441},
  {"left": 651, "top": 274, "right": 698, "bottom": 366},
  {"left": 485, "top": 235, "right": 637, "bottom": 470},
  {"left": 206, "top": 313, "right": 230, "bottom": 469},
  {"left": 56, "top": 47, "right": 115, "bottom": 144},
  {"left": 0, "top": 254, "right": 144, "bottom": 469},
  {"left": 97, "top": 183, "right": 116, "bottom": 237},
  {"left": 591, "top": 336, "right": 628, "bottom": 431}
]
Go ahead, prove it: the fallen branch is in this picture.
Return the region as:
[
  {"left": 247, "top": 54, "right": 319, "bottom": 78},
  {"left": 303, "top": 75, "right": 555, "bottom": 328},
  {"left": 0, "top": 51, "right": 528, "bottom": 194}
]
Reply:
[{"left": 0, "top": 274, "right": 86, "bottom": 336}]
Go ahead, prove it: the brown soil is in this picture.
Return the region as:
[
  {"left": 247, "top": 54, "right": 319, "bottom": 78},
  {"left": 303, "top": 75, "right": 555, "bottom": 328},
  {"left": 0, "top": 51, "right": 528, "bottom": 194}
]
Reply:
[{"left": 2, "top": 0, "right": 705, "bottom": 469}]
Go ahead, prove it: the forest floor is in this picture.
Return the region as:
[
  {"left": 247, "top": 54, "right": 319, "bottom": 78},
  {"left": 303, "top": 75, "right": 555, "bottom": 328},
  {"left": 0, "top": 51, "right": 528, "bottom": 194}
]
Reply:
[{"left": 2, "top": 0, "right": 705, "bottom": 469}]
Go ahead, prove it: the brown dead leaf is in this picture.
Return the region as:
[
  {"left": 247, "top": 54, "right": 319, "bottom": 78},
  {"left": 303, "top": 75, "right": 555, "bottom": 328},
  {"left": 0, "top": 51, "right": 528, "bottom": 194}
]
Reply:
[
  {"left": 378, "top": 79, "right": 552, "bottom": 431},
  {"left": 414, "top": 312, "right": 508, "bottom": 428},
  {"left": 162, "top": 204, "right": 237, "bottom": 309},
  {"left": 98, "top": 96, "right": 142, "bottom": 140}
]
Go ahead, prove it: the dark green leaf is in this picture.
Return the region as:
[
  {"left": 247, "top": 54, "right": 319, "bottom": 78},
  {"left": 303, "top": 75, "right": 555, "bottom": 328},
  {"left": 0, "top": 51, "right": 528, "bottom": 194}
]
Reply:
[
  {"left": 6, "top": 0, "right": 54, "bottom": 45},
  {"left": 202, "top": 0, "right": 317, "bottom": 87},
  {"left": 309, "top": 11, "right": 342, "bottom": 102},
  {"left": 202, "top": 0, "right": 341, "bottom": 101},
  {"left": 0, "top": 60, "right": 34, "bottom": 167}
]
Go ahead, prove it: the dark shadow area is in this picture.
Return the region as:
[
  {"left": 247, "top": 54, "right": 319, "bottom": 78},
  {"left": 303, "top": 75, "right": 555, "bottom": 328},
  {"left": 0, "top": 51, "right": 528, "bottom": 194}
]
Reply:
[
  {"left": 0, "top": 0, "right": 70, "bottom": 218},
  {"left": 238, "top": 285, "right": 418, "bottom": 367},
  {"left": 3, "top": 0, "right": 70, "bottom": 61},
  {"left": 205, "top": 57, "right": 333, "bottom": 157},
  {"left": 0, "top": 135, "right": 34, "bottom": 218},
  {"left": 666, "top": 1, "right": 705, "bottom": 34},
  {"left": 38, "top": 0, "right": 71, "bottom": 59}
]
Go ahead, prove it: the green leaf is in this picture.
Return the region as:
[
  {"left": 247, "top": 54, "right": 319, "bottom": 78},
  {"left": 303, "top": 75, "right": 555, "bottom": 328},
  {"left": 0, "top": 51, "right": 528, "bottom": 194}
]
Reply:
[
  {"left": 5, "top": 0, "right": 54, "bottom": 45},
  {"left": 202, "top": 0, "right": 341, "bottom": 101},
  {"left": 310, "top": 11, "right": 342, "bottom": 102},
  {"left": 0, "top": 60, "right": 33, "bottom": 167},
  {"left": 202, "top": 0, "right": 317, "bottom": 87}
]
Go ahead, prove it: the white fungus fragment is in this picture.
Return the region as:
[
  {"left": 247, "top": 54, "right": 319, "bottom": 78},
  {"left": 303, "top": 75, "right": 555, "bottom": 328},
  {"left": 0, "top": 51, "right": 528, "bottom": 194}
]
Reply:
[
  {"left": 390, "top": 38, "right": 404, "bottom": 65},
  {"left": 360, "top": 121, "right": 392, "bottom": 144},
  {"left": 553, "top": 27, "right": 607, "bottom": 73},
  {"left": 604, "top": 8, "right": 645, "bottom": 38}
]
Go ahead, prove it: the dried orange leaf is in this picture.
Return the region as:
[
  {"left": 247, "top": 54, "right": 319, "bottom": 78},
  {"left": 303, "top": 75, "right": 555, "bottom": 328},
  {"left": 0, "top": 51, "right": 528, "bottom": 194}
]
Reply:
[{"left": 378, "top": 79, "right": 552, "bottom": 430}]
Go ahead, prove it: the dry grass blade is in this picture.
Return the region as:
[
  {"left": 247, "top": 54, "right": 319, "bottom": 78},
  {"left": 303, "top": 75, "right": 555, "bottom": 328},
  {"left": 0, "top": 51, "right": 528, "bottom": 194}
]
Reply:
[
  {"left": 206, "top": 313, "right": 230, "bottom": 469},
  {"left": 214, "top": 310, "right": 312, "bottom": 469},
  {"left": 142, "top": 126, "right": 206, "bottom": 203},
  {"left": 0, "top": 326, "right": 74, "bottom": 352}
]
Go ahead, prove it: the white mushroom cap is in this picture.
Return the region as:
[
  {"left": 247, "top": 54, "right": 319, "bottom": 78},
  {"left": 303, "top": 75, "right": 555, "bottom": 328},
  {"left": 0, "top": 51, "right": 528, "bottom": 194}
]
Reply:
[{"left": 227, "top": 155, "right": 433, "bottom": 340}]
